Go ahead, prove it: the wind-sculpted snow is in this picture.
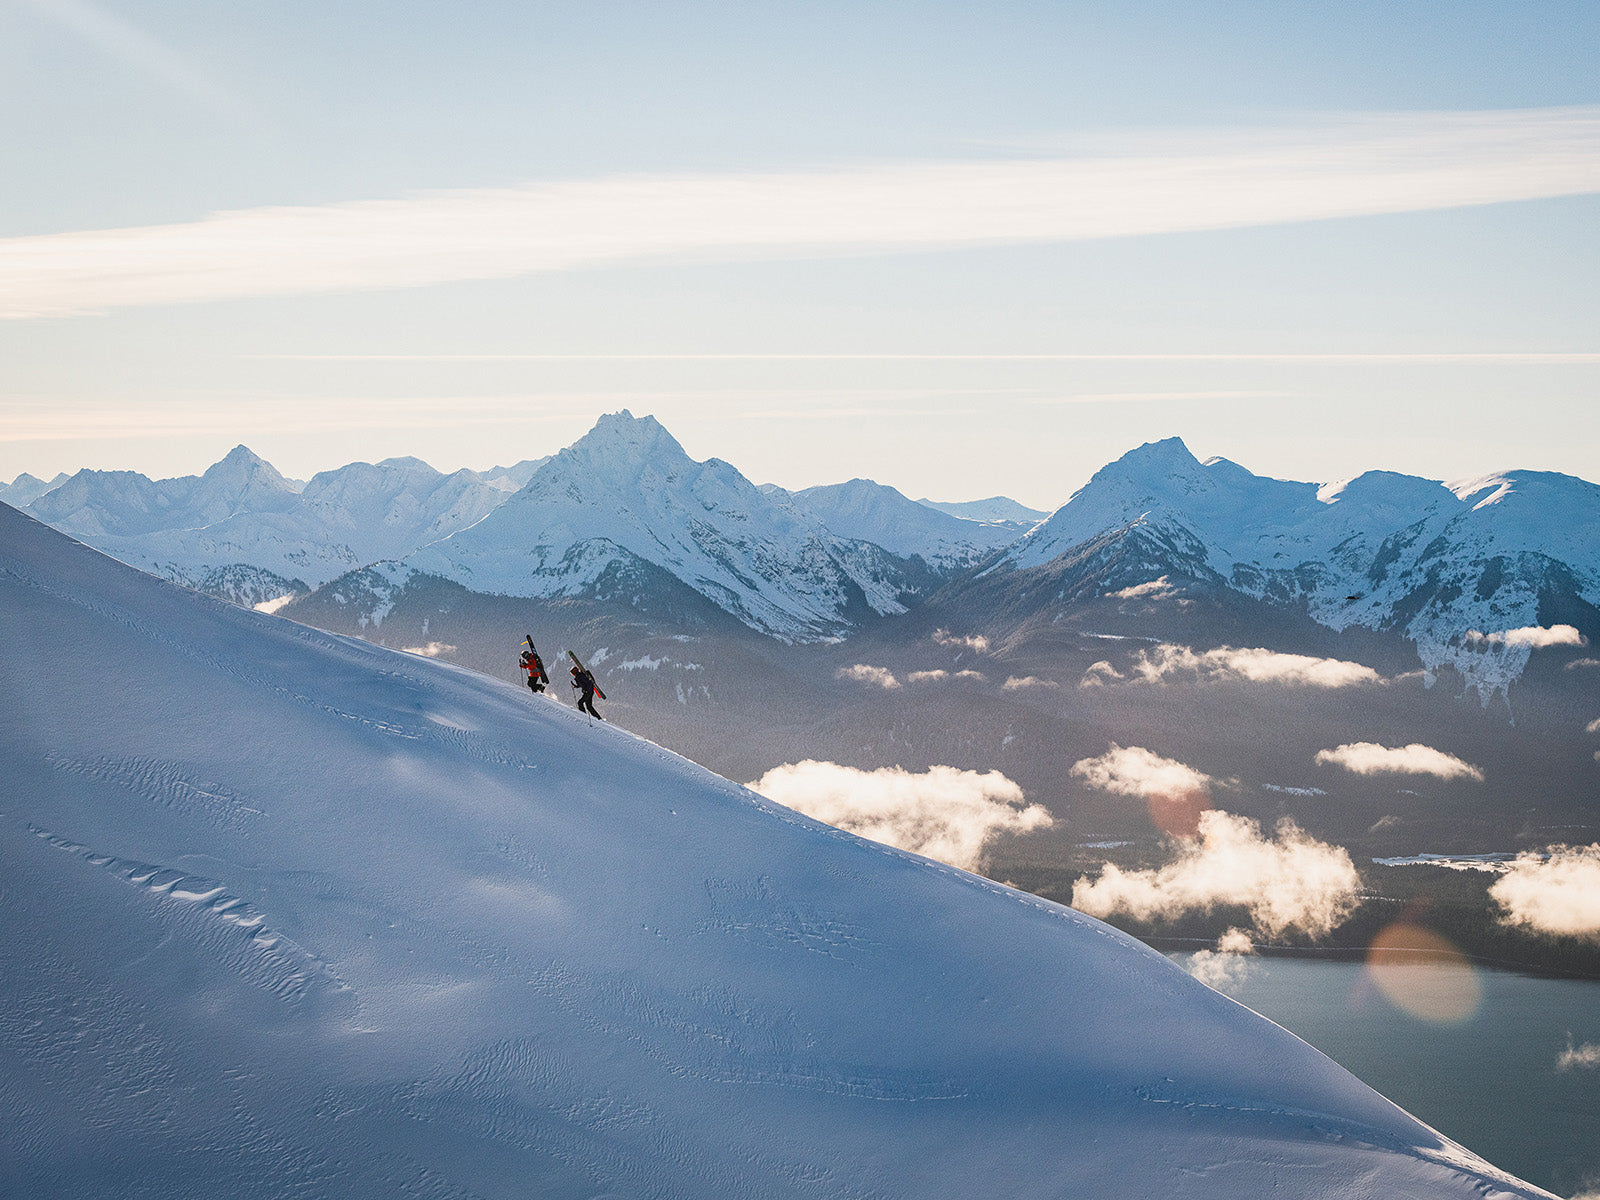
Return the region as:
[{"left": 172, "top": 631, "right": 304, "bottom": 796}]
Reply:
[{"left": 0, "top": 505, "right": 1558, "bottom": 1198}]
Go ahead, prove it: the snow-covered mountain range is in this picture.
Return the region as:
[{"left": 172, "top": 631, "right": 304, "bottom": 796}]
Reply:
[
  {"left": 0, "top": 501, "right": 1555, "bottom": 1199},
  {"left": 983, "top": 438, "right": 1600, "bottom": 696},
  {"left": 8, "top": 416, "right": 1597, "bottom": 693},
  {"left": 16, "top": 446, "right": 546, "bottom": 606}
]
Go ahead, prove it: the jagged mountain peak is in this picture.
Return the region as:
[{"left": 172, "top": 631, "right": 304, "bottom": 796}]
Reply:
[{"left": 567, "top": 409, "right": 687, "bottom": 464}]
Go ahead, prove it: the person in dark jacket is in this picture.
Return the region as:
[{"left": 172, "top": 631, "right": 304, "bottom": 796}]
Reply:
[{"left": 570, "top": 663, "right": 603, "bottom": 719}]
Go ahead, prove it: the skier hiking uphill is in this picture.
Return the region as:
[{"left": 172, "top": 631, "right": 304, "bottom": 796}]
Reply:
[
  {"left": 519, "top": 635, "right": 548, "bottom": 694},
  {"left": 568, "top": 651, "right": 605, "bottom": 720}
]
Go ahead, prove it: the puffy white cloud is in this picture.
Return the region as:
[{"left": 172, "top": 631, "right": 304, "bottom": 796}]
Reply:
[
  {"left": 1002, "top": 675, "right": 1058, "bottom": 691},
  {"left": 1106, "top": 576, "right": 1180, "bottom": 601},
  {"left": 1072, "top": 811, "right": 1361, "bottom": 939},
  {"left": 1567, "top": 658, "right": 1600, "bottom": 671},
  {"left": 1585, "top": 717, "right": 1600, "bottom": 735},
  {"left": 1314, "top": 741, "right": 1484, "bottom": 782},
  {"left": 1463, "top": 624, "right": 1586, "bottom": 648},
  {"left": 1558, "top": 1040, "right": 1600, "bottom": 1071},
  {"left": 1489, "top": 845, "right": 1600, "bottom": 939},
  {"left": 1186, "top": 927, "right": 1259, "bottom": 993},
  {"left": 747, "top": 760, "right": 1051, "bottom": 873},
  {"left": 836, "top": 664, "right": 900, "bottom": 689},
  {"left": 933, "top": 629, "right": 990, "bottom": 654},
  {"left": 1071, "top": 744, "right": 1213, "bottom": 802},
  {"left": 1128, "top": 644, "right": 1382, "bottom": 688}
]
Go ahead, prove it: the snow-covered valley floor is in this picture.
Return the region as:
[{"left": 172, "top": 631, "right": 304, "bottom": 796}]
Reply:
[{"left": 0, "top": 505, "right": 1556, "bottom": 1199}]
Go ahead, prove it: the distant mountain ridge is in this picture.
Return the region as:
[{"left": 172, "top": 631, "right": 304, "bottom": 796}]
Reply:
[
  {"left": 976, "top": 438, "right": 1599, "bottom": 695},
  {"left": 9, "top": 419, "right": 1596, "bottom": 693},
  {"left": 13, "top": 447, "right": 549, "bottom": 606}
]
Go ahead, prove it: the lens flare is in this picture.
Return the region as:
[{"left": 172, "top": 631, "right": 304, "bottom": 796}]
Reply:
[{"left": 1364, "top": 922, "right": 1482, "bottom": 1024}]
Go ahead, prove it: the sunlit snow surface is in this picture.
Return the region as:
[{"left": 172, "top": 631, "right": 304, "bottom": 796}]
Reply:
[{"left": 0, "top": 505, "right": 1553, "bottom": 1199}]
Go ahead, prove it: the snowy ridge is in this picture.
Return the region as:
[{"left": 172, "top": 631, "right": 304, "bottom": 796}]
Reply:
[
  {"left": 999, "top": 439, "right": 1600, "bottom": 694},
  {"left": 0, "top": 503, "right": 1553, "bottom": 1198},
  {"left": 23, "top": 447, "right": 550, "bottom": 597},
  {"left": 783, "top": 477, "right": 1020, "bottom": 571},
  {"left": 403, "top": 412, "right": 916, "bottom": 639}
]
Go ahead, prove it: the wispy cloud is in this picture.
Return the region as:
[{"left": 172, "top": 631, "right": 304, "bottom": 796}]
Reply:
[
  {"left": 1186, "top": 927, "right": 1260, "bottom": 993},
  {"left": 1489, "top": 845, "right": 1600, "bottom": 939},
  {"left": 1071, "top": 811, "right": 1361, "bottom": 939},
  {"left": 1314, "top": 741, "right": 1485, "bottom": 782},
  {"left": 1463, "top": 624, "right": 1587, "bottom": 649},
  {"left": 836, "top": 664, "right": 901, "bottom": 689},
  {"left": 1558, "top": 1040, "right": 1600, "bottom": 1072},
  {"left": 933, "top": 629, "right": 990, "bottom": 654},
  {"left": 8, "top": 106, "right": 1600, "bottom": 317},
  {"left": 747, "top": 760, "right": 1050, "bottom": 873},
  {"left": 1123, "top": 643, "right": 1383, "bottom": 688},
  {"left": 1106, "top": 576, "right": 1181, "bottom": 601},
  {"left": 18, "top": 0, "right": 247, "bottom": 119},
  {"left": 1001, "top": 675, "right": 1058, "bottom": 691}
]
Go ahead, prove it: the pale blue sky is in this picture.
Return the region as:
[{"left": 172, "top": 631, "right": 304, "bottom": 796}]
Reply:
[{"left": 1, "top": 1, "right": 1596, "bottom": 507}]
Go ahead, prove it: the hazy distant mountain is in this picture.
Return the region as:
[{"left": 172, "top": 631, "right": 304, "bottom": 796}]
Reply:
[
  {"left": 20, "top": 447, "right": 549, "bottom": 606},
  {"left": 916, "top": 494, "right": 1048, "bottom": 528},
  {"left": 781, "top": 478, "right": 1020, "bottom": 573},
  {"left": 0, "top": 470, "right": 69, "bottom": 508}
]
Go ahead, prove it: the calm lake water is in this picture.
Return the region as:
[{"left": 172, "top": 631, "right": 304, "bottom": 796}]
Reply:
[{"left": 1170, "top": 952, "right": 1600, "bottom": 1198}]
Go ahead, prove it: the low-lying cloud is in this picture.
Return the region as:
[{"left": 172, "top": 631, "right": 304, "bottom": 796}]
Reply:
[
  {"left": 1127, "top": 644, "right": 1383, "bottom": 688},
  {"left": 1558, "top": 1040, "right": 1600, "bottom": 1072},
  {"left": 933, "top": 629, "right": 990, "bottom": 654},
  {"left": 1186, "top": 927, "right": 1259, "bottom": 993},
  {"left": 906, "top": 668, "right": 986, "bottom": 684},
  {"left": 1463, "top": 624, "right": 1586, "bottom": 648},
  {"left": 1071, "top": 811, "right": 1362, "bottom": 939},
  {"left": 837, "top": 664, "right": 901, "bottom": 689},
  {"left": 1002, "top": 675, "right": 1058, "bottom": 691},
  {"left": 1314, "top": 741, "right": 1485, "bottom": 782},
  {"left": 1071, "top": 744, "right": 1213, "bottom": 802},
  {"left": 1107, "top": 576, "right": 1180, "bottom": 601},
  {"left": 1489, "top": 845, "right": 1600, "bottom": 939},
  {"left": 747, "top": 760, "right": 1051, "bottom": 873}
]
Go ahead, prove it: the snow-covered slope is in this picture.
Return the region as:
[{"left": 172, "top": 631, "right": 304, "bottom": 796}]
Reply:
[
  {"left": 784, "top": 477, "right": 1022, "bottom": 571},
  {"left": 994, "top": 439, "right": 1600, "bottom": 694},
  {"left": 400, "top": 411, "right": 916, "bottom": 639},
  {"left": 0, "top": 503, "right": 1552, "bottom": 1199},
  {"left": 26, "top": 447, "right": 548, "bottom": 602}
]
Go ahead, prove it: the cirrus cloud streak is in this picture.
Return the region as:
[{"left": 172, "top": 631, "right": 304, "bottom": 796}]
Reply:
[{"left": 7, "top": 107, "right": 1600, "bottom": 318}]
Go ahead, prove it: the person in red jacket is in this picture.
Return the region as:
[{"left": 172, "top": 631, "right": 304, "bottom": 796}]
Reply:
[{"left": 519, "top": 644, "right": 548, "bottom": 694}]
